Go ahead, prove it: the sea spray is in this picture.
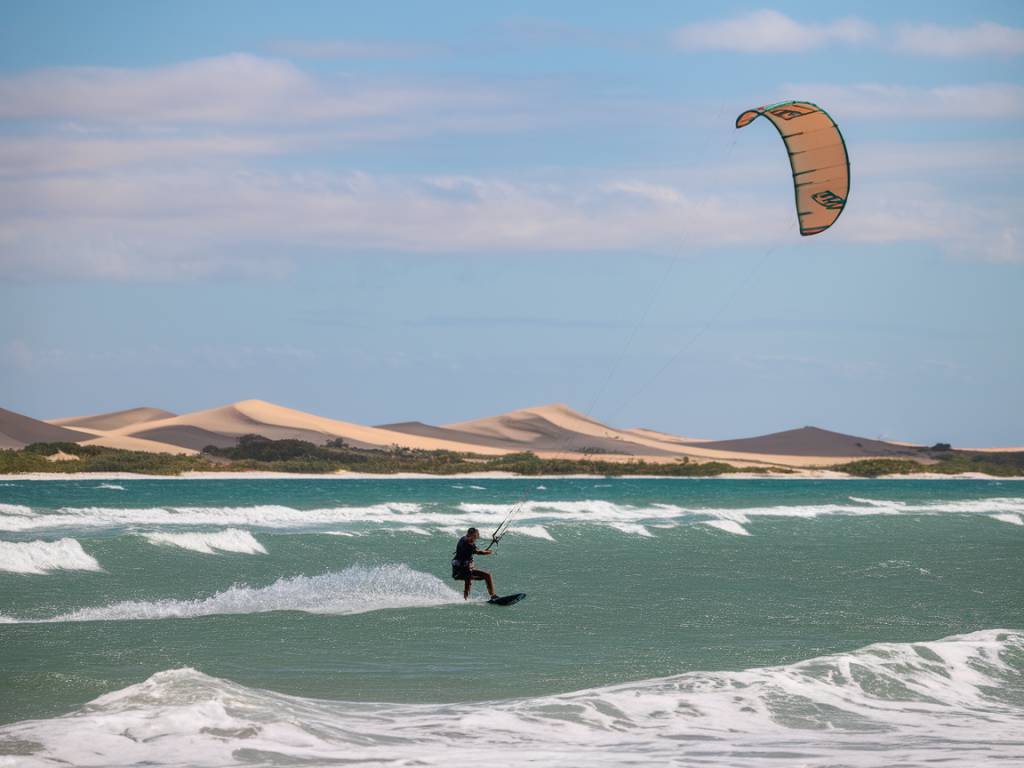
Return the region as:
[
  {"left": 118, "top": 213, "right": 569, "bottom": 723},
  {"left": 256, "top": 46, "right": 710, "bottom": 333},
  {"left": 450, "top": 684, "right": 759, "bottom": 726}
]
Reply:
[{"left": 5, "top": 564, "right": 461, "bottom": 623}]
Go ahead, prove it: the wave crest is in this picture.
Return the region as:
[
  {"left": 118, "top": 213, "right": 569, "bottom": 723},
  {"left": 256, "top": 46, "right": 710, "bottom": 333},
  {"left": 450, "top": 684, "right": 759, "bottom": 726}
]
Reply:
[
  {"left": 1, "top": 629, "right": 1021, "bottom": 766},
  {"left": 140, "top": 529, "right": 267, "bottom": 555},
  {"left": 3, "top": 497, "right": 1023, "bottom": 538},
  {"left": 0, "top": 538, "right": 102, "bottom": 575}
]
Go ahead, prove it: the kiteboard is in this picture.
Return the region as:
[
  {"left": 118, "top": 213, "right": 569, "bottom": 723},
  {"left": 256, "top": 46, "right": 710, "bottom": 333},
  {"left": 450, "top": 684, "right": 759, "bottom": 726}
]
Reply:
[{"left": 488, "top": 593, "right": 526, "bottom": 607}]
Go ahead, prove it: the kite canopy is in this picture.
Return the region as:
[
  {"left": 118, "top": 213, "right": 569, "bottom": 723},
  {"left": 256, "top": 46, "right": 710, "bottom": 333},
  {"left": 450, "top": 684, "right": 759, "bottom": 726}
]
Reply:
[{"left": 736, "top": 100, "right": 849, "bottom": 236}]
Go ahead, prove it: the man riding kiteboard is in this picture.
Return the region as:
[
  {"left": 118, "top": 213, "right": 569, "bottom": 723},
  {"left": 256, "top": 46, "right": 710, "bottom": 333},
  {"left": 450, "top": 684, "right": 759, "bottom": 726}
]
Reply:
[{"left": 451, "top": 527, "right": 496, "bottom": 600}]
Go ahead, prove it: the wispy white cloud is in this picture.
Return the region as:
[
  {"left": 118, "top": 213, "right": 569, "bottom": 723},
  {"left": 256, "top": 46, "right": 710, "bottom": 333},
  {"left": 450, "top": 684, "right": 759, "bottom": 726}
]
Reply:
[
  {"left": 0, "top": 134, "right": 295, "bottom": 176},
  {"left": 836, "top": 180, "right": 1022, "bottom": 263},
  {"left": 783, "top": 82, "right": 1024, "bottom": 119},
  {"left": 1, "top": 340, "right": 35, "bottom": 371},
  {"left": 1, "top": 53, "right": 1021, "bottom": 280},
  {"left": 0, "top": 53, "right": 532, "bottom": 177},
  {"left": 268, "top": 39, "right": 442, "bottom": 59},
  {"left": 852, "top": 140, "right": 1024, "bottom": 177},
  {"left": 498, "top": 17, "right": 633, "bottom": 48},
  {"left": 673, "top": 10, "right": 875, "bottom": 53},
  {"left": 0, "top": 112, "right": 532, "bottom": 176},
  {"left": 0, "top": 53, "right": 497, "bottom": 124},
  {"left": 895, "top": 21, "right": 1024, "bottom": 57},
  {"left": 1, "top": 164, "right": 1019, "bottom": 281},
  {"left": 0, "top": 168, "right": 787, "bottom": 279},
  {"left": 673, "top": 12, "right": 1024, "bottom": 58}
]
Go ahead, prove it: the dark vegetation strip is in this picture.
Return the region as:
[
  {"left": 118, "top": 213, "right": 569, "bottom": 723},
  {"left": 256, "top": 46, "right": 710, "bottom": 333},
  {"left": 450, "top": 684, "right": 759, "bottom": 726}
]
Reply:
[{"left": 1, "top": 436, "right": 1022, "bottom": 476}]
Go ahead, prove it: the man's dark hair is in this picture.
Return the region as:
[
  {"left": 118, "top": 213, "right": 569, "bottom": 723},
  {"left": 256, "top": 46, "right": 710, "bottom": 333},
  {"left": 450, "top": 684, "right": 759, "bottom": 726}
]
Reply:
[{"left": 467, "top": 527, "right": 479, "bottom": 535}]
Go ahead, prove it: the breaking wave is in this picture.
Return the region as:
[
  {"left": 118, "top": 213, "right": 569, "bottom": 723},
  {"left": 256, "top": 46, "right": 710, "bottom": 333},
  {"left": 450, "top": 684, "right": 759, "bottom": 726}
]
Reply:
[
  {"left": 703, "top": 519, "right": 751, "bottom": 536},
  {"left": 509, "top": 524, "right": 555, "bottom": 541},
  {"left": 0, "top": 502, "right": 425, "bottom": 532},
  {"left": 0, "top": 503, "right": 33, "bottom": 517},
  {"left": 140, "top": 529, "right": 267, "bottom": 555},
  {"left": 2, "top": 564, "right": 462, "bottom": 623},
  {"left": 2, "top": 497, "right": 1022, "bottom": 538},
  {"left": 0, "top": 538, "right": 103, "bottom": 575},
  {"left": 1, "top": 629, "right": 1021, "bottom": 767},
  {"left": 605, "top": 521, "right": 653, "bottom": 537}
]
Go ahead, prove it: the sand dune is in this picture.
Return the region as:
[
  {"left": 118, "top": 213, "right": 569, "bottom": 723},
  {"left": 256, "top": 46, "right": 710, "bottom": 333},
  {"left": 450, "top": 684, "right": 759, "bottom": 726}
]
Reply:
[
  {"left": 6, "top": 399, "right": 990, "bottom": 468},
  {"left": 0, "top": 407, "right": 94, "bottom": 449},
  {"left": 441, "top": 403, "right": 678, "bottom": 457},
  {"left": 125, "top": 425, "right": 239, "bottom": 452},
  {"left": 623, "top": 427, "right": 711, "bottom": 445},
  {"left": 117, "top": 400, "right": 508, "bottom": 455},
  {"left": 689, "top": 426, "right": 917, "bottom": 459},
  {"left": 51, "top": 407, "right": 176, "bottom": 431},
  {"left": 376, "top": 422, "right": 526, "bottom": 451},
  {"left": 67, "top": 427, "right": 198, "bottom": 455}
]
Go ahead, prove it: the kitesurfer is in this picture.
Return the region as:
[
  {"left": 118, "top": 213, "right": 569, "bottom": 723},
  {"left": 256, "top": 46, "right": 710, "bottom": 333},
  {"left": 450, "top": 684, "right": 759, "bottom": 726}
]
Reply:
[{"left": 451, "top": 527, "right": 496, "bottom": 600}]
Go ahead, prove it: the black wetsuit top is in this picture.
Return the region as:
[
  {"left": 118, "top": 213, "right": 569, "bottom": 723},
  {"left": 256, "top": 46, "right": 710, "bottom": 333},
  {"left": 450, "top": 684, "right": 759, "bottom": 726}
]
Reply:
[{"left": 454, "top": 536, "right": 479, "bottom": 566}]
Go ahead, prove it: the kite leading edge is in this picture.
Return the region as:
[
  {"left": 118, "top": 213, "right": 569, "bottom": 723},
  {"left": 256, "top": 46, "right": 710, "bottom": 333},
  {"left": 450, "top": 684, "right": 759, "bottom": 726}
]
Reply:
[{"left": 735, "top": 100, "right": 849, "bottom": 236}]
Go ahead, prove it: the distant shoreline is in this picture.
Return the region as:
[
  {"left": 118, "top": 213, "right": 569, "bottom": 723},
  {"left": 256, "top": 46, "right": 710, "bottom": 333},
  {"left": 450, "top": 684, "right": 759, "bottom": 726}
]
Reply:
[{"left": 2, "top": 471, "right": 1019, "bottom": 481}]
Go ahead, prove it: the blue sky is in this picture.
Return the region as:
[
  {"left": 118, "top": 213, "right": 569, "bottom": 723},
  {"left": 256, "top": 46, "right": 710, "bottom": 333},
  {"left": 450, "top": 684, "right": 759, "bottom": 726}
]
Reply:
[{"left": 1, "top": 1, "right": 1022, "bottom": 445}]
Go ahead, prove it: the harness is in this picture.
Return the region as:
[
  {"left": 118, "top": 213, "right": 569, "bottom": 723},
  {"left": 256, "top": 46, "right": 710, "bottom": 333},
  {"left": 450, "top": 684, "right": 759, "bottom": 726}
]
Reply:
[{"left": 451, "top": 539, "right": 475, "bottom": 579}]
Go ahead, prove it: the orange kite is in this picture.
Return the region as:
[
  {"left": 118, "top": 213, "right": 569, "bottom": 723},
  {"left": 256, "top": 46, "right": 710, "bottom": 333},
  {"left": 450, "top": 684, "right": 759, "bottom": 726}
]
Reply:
[{"left": 736, "top": 100, "right": 849, "bottom": 236}]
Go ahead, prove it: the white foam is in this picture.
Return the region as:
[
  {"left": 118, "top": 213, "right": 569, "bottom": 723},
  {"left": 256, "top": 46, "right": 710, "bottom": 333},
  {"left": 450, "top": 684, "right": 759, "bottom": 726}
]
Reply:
[
  {"left": 141, "top": 529, "right": 267, "bottom": 555},
  {"left": 0, "top": 503, "right": 33, "bottom": 516},
  {"left": 0, "top": 538, "right": 103, "bottom": 575},
  {"left": 990, "top": 513, "right": 1024, "bottom": 526},
  {"left": 703, "top": 519, "right": 750, "bottom": 536},
  {"left": 3, "top": 497, "right": 1023, "bottom": 537},
  {"left": 394, "top": 526, "right": 432, "bottom": 536},
  {"left": 469, "top": 485, "right": 487, "bottom": 490},
  {"left": 459, "top": 499, "right": 685, "bottom": 523},
  {"left": 97, "top": 483, "right": 125, "bottom": 490},
  {"left": 509, "top": 525, "right": 555, "bottom": 541},
  {"left": 5, "top": 564, "right": 460, "bottom": 623},
  {"left": 849, "top": 495, "right": 906, "bottom": 507},
  {"left": 0, "top": 502, "right": 426, "bottom": 532},
  {"left": 2, "top": 630, "right": 1021, "bottom": 767},
  {"left": 605, "top": 522, "right": 653, "bottom": 537}
]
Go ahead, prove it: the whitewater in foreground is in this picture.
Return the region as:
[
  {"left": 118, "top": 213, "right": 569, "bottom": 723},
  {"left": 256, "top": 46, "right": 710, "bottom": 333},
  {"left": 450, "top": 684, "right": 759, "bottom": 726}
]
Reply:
[{"left": 1, "top": 630, "right": 1022, "bottom": 767}]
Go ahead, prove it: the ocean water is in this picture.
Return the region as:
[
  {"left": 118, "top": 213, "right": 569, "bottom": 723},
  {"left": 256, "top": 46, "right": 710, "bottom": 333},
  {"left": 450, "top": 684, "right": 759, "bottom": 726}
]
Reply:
[{"left": 0, "top": 477, "right": 1022, "bottom": 767}]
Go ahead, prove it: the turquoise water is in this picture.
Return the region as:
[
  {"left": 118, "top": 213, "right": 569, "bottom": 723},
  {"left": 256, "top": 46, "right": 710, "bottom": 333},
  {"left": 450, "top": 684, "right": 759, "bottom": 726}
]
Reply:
[{"left": 0, "top": 477, "right": 1022, "bottom": 766}]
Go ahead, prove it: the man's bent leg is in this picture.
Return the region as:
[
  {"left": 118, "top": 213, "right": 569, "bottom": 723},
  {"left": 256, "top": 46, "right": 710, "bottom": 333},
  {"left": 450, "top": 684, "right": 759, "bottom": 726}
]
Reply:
[
  {"left": 463, "top": 578, "right": 472, "bottom": 600},
  {"left": 480, "top": 570, "right": 495, "bottom": 597}
]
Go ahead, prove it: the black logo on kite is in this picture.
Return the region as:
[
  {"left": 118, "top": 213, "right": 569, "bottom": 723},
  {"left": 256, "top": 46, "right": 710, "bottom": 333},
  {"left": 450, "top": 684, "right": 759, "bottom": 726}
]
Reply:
[
  {"left": 770, "top": 107, "right": 811, "bottom": 120},
  {"left": 811, "top": 190, "right": 845, "bottom": 209}
]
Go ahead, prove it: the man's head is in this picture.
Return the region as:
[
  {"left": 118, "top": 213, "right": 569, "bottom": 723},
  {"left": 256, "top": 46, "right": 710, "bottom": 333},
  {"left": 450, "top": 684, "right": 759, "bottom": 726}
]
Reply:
[{"left": 467, "top": 527, "right": 479, "bottom": 543}]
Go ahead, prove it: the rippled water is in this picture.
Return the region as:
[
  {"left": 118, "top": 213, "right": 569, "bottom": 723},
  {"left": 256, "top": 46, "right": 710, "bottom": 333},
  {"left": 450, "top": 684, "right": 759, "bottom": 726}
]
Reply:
[{"left": 1, "top": 477, "right": 1022, "bottom": 766}]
